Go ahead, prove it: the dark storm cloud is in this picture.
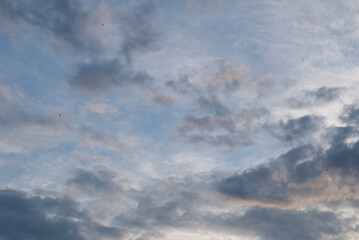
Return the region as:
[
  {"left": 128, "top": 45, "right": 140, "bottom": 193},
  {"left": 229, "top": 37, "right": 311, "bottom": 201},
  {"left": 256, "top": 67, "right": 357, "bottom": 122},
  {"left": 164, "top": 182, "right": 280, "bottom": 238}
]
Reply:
[
  {"left": 120, "top": 1, "right": 160, "bottom": 63},
  {"left": 69, "top": 59, "right": 152, "bottom": 92},
  {"left": 0, "top": 189, "right": 122, "bottom": 240},
  {"left": 67, "top": 168, "right": 121, "bottom": 195},
  {"left": 0, "top": 0, "right": 103, "bottom": 52}
]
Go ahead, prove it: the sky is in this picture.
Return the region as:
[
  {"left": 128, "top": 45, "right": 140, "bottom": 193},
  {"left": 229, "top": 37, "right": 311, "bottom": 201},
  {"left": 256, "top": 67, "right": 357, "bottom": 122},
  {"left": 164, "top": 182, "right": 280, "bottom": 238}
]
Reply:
[{"left": 1, "top": 0, "right": 359, "bottom": 239}]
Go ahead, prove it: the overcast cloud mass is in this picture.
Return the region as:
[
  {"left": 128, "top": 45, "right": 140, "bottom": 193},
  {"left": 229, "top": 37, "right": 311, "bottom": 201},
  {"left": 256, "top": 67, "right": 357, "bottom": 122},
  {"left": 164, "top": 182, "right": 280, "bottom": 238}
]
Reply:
[{"left": 1, "top": 0, "right": 359, "bottom": 239}]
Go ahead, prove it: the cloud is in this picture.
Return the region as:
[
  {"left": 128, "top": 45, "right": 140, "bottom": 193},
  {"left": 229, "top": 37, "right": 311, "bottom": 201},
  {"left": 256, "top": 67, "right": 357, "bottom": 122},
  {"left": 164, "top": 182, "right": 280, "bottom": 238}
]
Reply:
[
  {"left": 209, "top": 64, "right": 250, "bottom": 92},
  {"left": 341, "top": 104, "right": 359, "bottom": 126},
  {"left": 105, "top": 173, "right": 345, "bottom": 240},
  {"left": 176, "top": 95, "right": 268, "bottom": 147},
  {"left": 218, "top": 118, "right": 359, "bottom": 208},
  {"left": 67, "top": 168, "right": 121, "bottom": 196},
  {"left": 310, "top": 87, "right": 343, "bottom": 102},
  {"left": 0, "top": 1, "right": 160, "bottom": 93},
  {"left": 166, "top": 74, "right": 197, "bottom": 94},
  {"left": 269, "top": 115, "right": 322, "bottom": 144},
  {"left": 148, "top": 91, "right": 174, "bottom": 107},
  {"left": 69, "top": 59, "right": 152, "bottom": 92},
  {"left": 0, "top": 83, "right": 70, "bottom": 153},
  {"left": 178, "top": 114, "right": 254, "bottom": 147},
  {"left": 0, "top": 189, "right": 122, "bottom": 240},
  {"left": 77, "top": 123, "right": 138, "bottom": 151},
  {"left": 120, "top": 1, "right": 160, "bottom": 63},
  {"left": 211, "top": 207, "right": 343, "bottom": 240},
  {"left": 289, "top": 87, "right": 343, "bottom": 108},
  {"left": 0, "top": 0, "right": 108, "bottom": 52},
  {"left": 82, "top": 100, "right": 120, "bottom": 115},
  {"left": 197, "top": 94, "right": 231, "bottom": 116}
]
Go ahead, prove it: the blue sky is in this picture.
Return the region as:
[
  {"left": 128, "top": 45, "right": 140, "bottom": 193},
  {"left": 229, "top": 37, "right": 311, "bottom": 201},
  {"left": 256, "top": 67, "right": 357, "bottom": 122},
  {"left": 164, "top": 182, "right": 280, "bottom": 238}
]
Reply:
[{"left": 1, "top": 0, "right": 359, "bottom": 239}]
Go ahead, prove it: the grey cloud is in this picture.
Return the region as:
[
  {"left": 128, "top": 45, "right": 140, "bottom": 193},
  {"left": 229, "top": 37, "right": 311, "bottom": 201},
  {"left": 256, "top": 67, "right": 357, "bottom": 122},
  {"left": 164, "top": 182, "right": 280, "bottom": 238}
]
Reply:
[
  {"left": 0, "top": 189, "right": 122, "bottom": 240},
  {"left": 341, "top": 104, "right": 359, "bottom": 126},
  {"left": 218, "top": 119, "right": 359, "bottom": 208},
  {"left": 209, "top": 64, "right": 250, "bottom": 92},
  {"left": 197, "top": 95, "right": 231, "bottom": 116},
  {"left": 113, "top": 176, "right": 209, "bottom": 239},
  {"left": 310, "top": 87, "right": 343, "bottom": 102},
  {"left": 289, "top": 87, "right": 343, "bottom": 108},
  {"left": 177, "top": 96, "right": 269, "bottom": 147},
  {"left": 269, "top": 115, "right": 322, "bottom": 144},
  {"left": 67, "top": 168, "right": 121, "bottom": 196},
  {"left": 0, "top": 1, "right": 159, "bottom": 93},
  {"left": 211, "top": 207, "right": 342, "bottom": 240},
  {"left": 166, "top": 74, "right": 197, "bottom": 94},
  {"left": 148, "top": 91, "right": 174, "bottom": 107},
  {"left": 0, "top": 0, "right": 104, "bottom": 52},
  {"left": 69, "top": 59, "right": 152, "bottom": 92},
  {"left": 177, "top": 101, "right": 268, "bottom": 148},
  {"left": 178, "top": 114, "right": 254, "bottom": 147},
  {"left": 120, "top": 1, "right": 160, "bottom": 63},
  {"left": 0, "top": 110, "right": 67, "bottom": 131},
  {"left": 77, "top": 123, "right": 138, "bottom": 151},
  {"left": 111, "top": 173, "right": 345, "bottom": 240}
]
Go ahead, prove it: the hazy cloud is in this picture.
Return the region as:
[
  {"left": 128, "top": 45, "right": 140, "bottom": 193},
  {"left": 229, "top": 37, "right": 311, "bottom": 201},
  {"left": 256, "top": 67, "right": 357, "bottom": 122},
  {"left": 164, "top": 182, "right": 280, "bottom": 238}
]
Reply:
[
  {"left": 69, "top": 59, "right": 152, "bottom": 92},
  {"left": 148, "top": 91, "right": 174, "bottom": 107},
  {"left": 77, "top": 123, "right": 138, "bottom": 151},
  {"left": 0, "top": 0, "right": 107, "bottom": 52},
  {"left": 289, "top": 87, "right": 343, "bottom": 108},
  {"left": 120, "top": 1, "right": 160, "bottom": 63},
  {"left": 67, "top": 168, "right": 121, "bottom": 196}
]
